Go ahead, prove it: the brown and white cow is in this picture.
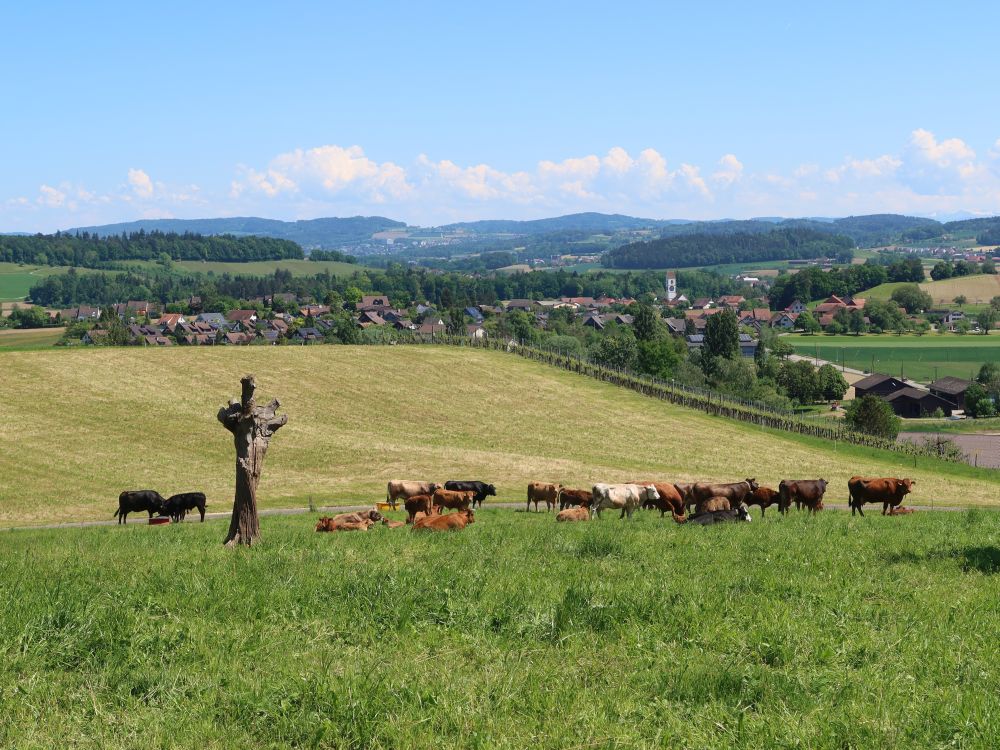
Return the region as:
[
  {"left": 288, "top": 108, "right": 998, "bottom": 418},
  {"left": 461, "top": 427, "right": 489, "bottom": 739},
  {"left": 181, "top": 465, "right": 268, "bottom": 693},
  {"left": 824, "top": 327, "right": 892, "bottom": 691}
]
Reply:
[
  {"left": 527, "top": 482, "right": 563, "bottom": 512},
  {"left": 779, "top": 479, "right": 828, "bottom": 515},
  {"left": 556, "top": 506, "right": 591, "bottom": 522},
  {"left": 386, "top": 480, "right": 441, "bottom": 511},
  {"left": 848, "top": 477, "right": 914, "bottom": 516},
  {"left": 591, "top": 483, "right": 660, "bottom": 520},
  {"left": 411, "top": 508, "right": 475, "bottom": 532}
]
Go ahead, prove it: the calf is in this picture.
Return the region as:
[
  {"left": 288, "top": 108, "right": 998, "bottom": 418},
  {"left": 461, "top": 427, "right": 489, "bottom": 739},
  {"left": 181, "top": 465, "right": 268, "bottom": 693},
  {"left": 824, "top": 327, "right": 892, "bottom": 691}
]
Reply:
[
  {"left": 162, "top": 492, "right": 207, "bottom": 523},
  {"left": 848, "top": 477, "right": 914, "bottom": 516},
  {"left": 558, "top": 488, "right": 593, "bottom": 510},
  {"left": 779, "top": 479, "right": 828, "bottom": 515},
  {"left": 315, "top": 516, "right": 376, "bottom": 532},
  {"left": 382, "top": 519, "right": 406, "bottom": 528},
  {"left": 386, "top": 480, "right": 441, "bottom": 511},
  {"left": 404, "top": 494, "right": 432, "bottom": 524},
  {"left": 745, "top": 486, "right": 780, "bottom": 517},
  {"left": 411, "top": 508, "right": 475, "bottom": 532},
  {"left": 444, "top": 480, "right": 496, "bottom": 509},
  {"left": 527, "top": 482, "right": 562, "bottom": 512},
  {"left": 432, "top": 488, "right": 475, "bottom": 514},
  {"left": 698, "top": 495, "right": 731, "bottom": 514},
  {"left": 556, "top": 506, "right": 591, "bottom": 522},
  {"left": 114, "top": 490, "right": 165, "bottom": 524}
]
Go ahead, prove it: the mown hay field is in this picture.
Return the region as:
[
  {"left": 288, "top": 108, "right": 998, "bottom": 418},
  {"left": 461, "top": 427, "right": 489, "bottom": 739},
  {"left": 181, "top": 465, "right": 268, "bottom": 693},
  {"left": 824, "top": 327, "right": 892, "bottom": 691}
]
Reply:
[
  {"left": 1, "top": 345, "right": 998, "bottom": 526},
  {"left": 3, "top": 509, "right": 1000, "bottom": 748}
]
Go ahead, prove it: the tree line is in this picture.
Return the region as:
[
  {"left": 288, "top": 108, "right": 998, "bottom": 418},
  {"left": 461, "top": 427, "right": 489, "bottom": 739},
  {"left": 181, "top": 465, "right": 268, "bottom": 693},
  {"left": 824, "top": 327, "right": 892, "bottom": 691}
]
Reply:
[
  {"left": 602, "top": 228, "right": 855, "bottom": 270},
  {"left": 0, "top": 231, "right": 303, "bottom": 267},
  {"left": 768, "top": 258, "right": 924, "bottom": 310}
]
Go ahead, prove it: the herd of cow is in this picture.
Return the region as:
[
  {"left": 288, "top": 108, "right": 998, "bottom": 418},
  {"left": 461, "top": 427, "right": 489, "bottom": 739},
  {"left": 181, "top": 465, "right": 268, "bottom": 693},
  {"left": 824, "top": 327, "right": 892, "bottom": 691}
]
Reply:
[{"left": 114, "top": 475, "right": 916, "bottom": 533}]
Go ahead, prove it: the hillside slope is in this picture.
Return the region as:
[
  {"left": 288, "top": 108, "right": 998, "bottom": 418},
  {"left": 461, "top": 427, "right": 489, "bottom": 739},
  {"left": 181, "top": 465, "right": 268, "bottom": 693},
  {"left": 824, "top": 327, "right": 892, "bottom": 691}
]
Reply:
[{"left": 1, "top": 346, "right": 996, "bottom": 524}]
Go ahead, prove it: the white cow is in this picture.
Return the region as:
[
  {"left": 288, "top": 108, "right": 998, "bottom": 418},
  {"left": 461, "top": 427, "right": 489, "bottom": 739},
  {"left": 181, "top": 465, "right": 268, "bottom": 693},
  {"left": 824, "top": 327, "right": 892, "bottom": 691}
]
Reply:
[{"left": 591, "top": 483, "right": 660, "bottom": 519}]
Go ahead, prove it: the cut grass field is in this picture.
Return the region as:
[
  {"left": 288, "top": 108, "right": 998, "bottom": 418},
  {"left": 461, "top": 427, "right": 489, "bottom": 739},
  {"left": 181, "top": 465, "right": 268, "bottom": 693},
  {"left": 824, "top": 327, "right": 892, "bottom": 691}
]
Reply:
[
  {"left": 5, "top": 509, "right": 1000, "bottom": 748},
  {"left": 0, "top": 326, "right": 65, "bottom": 351},
  {"left": 863, "top": 273, "right": 1000, "bottom": 307},
  {"left": 785, "top": 332, "right": 1000, "bottom": 382},
  {"left": 1, "top": 345, "right": 998, "bottom": 526}
]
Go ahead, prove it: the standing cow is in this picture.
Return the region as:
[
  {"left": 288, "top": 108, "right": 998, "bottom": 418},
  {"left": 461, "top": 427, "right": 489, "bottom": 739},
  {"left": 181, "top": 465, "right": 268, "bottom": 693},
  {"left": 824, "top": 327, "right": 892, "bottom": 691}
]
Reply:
[
  {"left": 848, "top": 476, "right": 914, "bottom": 516},
  {"left": 444, "top": 480, "right": 496, "bottom": 508},
  {"left": 114, "top": 490, "right": 166, "bottom": 524},
  {"left": 432, "top": 488, "right": 475, "bottom": 514},
  {"left": 745, "top": 486, "right": 781, "bottom": 517},
  {"left": 591, "top": 483, "right": 660, "bottom": 520},
  {"left": 778, "top": 479, "right": 828, "bottom": 515},
  {"left": 162, "top": 492, "right": 207, "bottom": 523},
  {"left": 632, "top": 481, "right": 686, "bottom": 520},
  {"left": 386, "top": 480, "right": 441, "bottom": 511},
  {"left": 404, "top": 494, "right": 432, "bottom": 524},
  {"left": 527, "top": 482, "right": 562, "bottom": 512},
  {"left": 558, "top": 488, "right": 593, "bottom": 510}
]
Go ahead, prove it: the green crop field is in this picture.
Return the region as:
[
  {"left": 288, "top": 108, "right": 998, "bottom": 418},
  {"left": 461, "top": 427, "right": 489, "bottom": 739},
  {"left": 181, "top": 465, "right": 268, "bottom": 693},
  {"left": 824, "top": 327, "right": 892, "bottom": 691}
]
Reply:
[
  {"left": 786, "top": 333, "right": 1000, "bottom": 382},
  {"left": 5, "top": 509, "right": 1000, "bottom": 748},
  {"left": 1, "top": 345, "right": 998, "bottom": 527},
  {"left": 0, "top": 263, "right": 95, "bottom": 301},
  {"left": 124, "top": 258, "right": 362, "bottom": 278}
]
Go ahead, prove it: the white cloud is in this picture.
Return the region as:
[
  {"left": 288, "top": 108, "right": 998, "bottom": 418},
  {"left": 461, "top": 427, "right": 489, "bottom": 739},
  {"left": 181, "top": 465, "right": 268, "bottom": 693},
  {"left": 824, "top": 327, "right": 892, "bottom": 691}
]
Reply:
[
  {"left": 37, "top": 184, "right": 66, "bottom": 207},
  {"left": 128, "top": 168, "right": 155, "bottom": 198},
  {"left": 712, "top": 154, "right": 744, "bottom": 187}
]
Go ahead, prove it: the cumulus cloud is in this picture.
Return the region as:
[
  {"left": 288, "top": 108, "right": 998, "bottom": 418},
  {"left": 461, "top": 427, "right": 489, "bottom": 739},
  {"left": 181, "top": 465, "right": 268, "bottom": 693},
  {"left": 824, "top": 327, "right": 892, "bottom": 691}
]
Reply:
[
  {"left": 128, "top": 168, "right": 155, "bottom": 198},
  {"left": 37, "top": 184, "right": 66, "bottom": 207},
  {"left": 712, "top": 154, "right": 744, "bottom": 187}
]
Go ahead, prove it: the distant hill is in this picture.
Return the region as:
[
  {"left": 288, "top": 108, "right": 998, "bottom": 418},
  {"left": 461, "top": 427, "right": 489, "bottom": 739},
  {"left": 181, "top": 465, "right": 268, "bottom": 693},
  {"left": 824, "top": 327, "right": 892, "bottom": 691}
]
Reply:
[
  {"left": 64, "top": 216, "right": 406, "bottom": 249},
  {"left": 437, "top": 212, "right": 676, "bottom": 235}
]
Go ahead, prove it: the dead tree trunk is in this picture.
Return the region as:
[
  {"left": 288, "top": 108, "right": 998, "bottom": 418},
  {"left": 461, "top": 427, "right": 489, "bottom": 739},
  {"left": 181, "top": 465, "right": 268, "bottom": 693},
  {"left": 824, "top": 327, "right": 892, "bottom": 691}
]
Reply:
[{"left": 217, "top": 374, "right": 287, "bottom": 547}]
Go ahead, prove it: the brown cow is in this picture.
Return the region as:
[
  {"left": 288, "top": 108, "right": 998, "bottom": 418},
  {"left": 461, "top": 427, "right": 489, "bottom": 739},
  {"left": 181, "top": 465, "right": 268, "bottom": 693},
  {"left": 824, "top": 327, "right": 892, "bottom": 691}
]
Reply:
[
  {"left": 331, "top": 509, "right": 384, "bottom": 526},
  {"left": 699, "top": 496, "right": 731, "bottom": 513},
  {"left": 556, "top": 507, "right": 591, "bottom": 522},
  {"left": 315, "top": 515, "right": 376, "bottom": 532},
  {"left": 404, "top": 494, "right": 432, "bottom": 524},
  {"left": 411, "top": 508, "right": 475, "bottom": 532},
  {"left": 412, "top": 511, "right": 430, "bottom": 524},
  {"left": 527, "top": 482, "right": 562, "bottom": 512},
  {"left": 386, "top": 480, "right": 441, "bottom": 511},
  {"left": 745, "top": 486, "right": 781, "bottom": 517},
  {"left": 382, "top": 519, "right": 406, "bottom": 528},
  {"left": 633, "top": 481, "right": 686, "bottom": 520},
  {"left": 692, "top": 479, "right": 758, "bottom": 509},
  {"left": 848, "top": 477, "right": 915, "bottom": 516},
  {"left": 888, "top": 506, "right": 915, "bottom": 516},
  {"left": 558, "top": 488, "right": 593, "bottom": 510},
  {"left": 432, "top": 488, "right": 475, "bottom": 514},
  {"left": 779, "top": 479, "right": 828, "bottom": 515}
]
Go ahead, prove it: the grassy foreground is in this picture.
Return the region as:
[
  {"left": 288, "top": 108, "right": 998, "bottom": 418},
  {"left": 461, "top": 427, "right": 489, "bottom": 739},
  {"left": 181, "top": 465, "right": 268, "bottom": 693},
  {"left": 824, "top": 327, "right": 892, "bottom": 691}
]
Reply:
[
  {"left": 3, "top": 509, "right": 1000, "bottom": 748},
  {"left": 1, "top": 345, "right": 998, "bottom": 526}
]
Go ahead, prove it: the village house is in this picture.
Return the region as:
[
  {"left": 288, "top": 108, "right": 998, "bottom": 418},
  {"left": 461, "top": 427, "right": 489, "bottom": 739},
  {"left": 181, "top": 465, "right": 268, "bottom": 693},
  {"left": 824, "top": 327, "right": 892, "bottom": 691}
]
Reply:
[
  {"left": 928, "top": 377, "right": 972, "bottom": 412},
  {"left": 785, "top": 300, "right": 807, "bottom": 314},
  {"left": 770, "top": 311, "right": 799, "bottom": 329},
  {"left": 355, "top": 295, "right": 392, "bottom": 312},
  {"left": 503, "top": 299, "right": 536, "bottom": 312},
  {"left": 196, "top": 312, "right": 226, "bottom": 328},
  {"left": 299, "top": 304, "right": 331, "bottom": 318},
  {"left": 292, "top": 327, "right": 324, "bottom": 343}
]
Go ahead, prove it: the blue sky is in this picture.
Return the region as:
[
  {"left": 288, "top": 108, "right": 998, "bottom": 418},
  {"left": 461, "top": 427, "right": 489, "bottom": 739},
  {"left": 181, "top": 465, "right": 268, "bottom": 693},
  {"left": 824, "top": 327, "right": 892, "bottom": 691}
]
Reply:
[{"left": 3, "top": 1, "right": 1000, "bottom": 231}]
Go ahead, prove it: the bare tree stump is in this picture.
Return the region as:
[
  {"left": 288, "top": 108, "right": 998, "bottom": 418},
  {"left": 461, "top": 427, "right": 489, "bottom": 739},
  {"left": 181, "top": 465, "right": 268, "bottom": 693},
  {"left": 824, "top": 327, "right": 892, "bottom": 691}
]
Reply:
[{"left": 217, "top": 374, "right": 287, "bottom": 547}]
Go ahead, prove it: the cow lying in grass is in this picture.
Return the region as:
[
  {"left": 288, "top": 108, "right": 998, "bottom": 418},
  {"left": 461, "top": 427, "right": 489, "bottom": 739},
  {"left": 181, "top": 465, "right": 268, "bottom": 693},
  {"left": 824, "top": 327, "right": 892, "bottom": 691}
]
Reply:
[
  {"left": 556, "top": 507, "right": 590, "bottom": 522},
  {"left": 411, "top": 508, "right": 475, "bottom": 532},
  {"left": 114, "top": 490, "right": 166, "bottom": 524},
  {"left": 683, "top": 501, "right": 753, "bottom": 525},
  {"left": 315, "top": 509, "right": 384, "bottom": 532}
]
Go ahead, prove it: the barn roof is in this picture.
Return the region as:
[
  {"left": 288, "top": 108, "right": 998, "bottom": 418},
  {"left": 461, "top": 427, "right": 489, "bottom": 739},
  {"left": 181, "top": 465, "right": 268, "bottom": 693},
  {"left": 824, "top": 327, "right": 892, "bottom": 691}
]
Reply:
[{"left": 928, "top": 376, "right": 971, "bottom": 395}]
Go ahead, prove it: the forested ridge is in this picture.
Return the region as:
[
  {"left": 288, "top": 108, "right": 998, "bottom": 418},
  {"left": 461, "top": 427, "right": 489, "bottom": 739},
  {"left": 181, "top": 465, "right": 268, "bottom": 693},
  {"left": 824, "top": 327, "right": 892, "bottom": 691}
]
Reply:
[
  {"left": 0, "top": 231, "right": 303, "bottom": 266},
  {"left": 603, "top": 228, "right": 855, "bottom": 269}
]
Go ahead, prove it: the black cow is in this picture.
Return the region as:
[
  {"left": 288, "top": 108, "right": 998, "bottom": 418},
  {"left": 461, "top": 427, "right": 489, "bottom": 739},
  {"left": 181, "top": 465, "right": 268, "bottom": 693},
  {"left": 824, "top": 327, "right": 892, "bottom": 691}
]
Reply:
[
  {"left": 115, "top": 490, "right": 165, "bottom": 524},
  {"left": 685, "top": 503, "right": 753, "bottom": 525},
  {"left": 162, "top": 492, "right": 207, "bottom": 523},
  {"left": 444, "top": 481, "right": 496, "bottom": 509}
]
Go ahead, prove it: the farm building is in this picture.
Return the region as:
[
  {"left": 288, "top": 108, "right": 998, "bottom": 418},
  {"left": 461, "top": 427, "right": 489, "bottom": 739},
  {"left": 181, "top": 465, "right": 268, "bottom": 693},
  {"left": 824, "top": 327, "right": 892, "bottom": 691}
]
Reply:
[
  {"left": 883, "top": 387, "right": 958, "bottom": 418},
  {"left": 928, "top": 377, "right": 972, "bottom": 411},
  {"left": 853, "top": 373, "right": 908, "bottom": 400}
]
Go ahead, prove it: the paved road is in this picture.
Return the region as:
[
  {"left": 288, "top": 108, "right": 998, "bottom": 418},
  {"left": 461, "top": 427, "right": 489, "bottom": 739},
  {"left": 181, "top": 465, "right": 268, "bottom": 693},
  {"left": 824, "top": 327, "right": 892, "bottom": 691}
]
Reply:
[{"left": 0, "top": 500, "right": 980, "bottom": 532}]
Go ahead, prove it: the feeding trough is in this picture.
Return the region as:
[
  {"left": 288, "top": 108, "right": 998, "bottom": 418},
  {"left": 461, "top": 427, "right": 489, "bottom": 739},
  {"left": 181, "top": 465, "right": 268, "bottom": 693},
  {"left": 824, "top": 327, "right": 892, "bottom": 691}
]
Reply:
[{"left": 149, "top": 517, "right": 171, "bottom": 526}]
